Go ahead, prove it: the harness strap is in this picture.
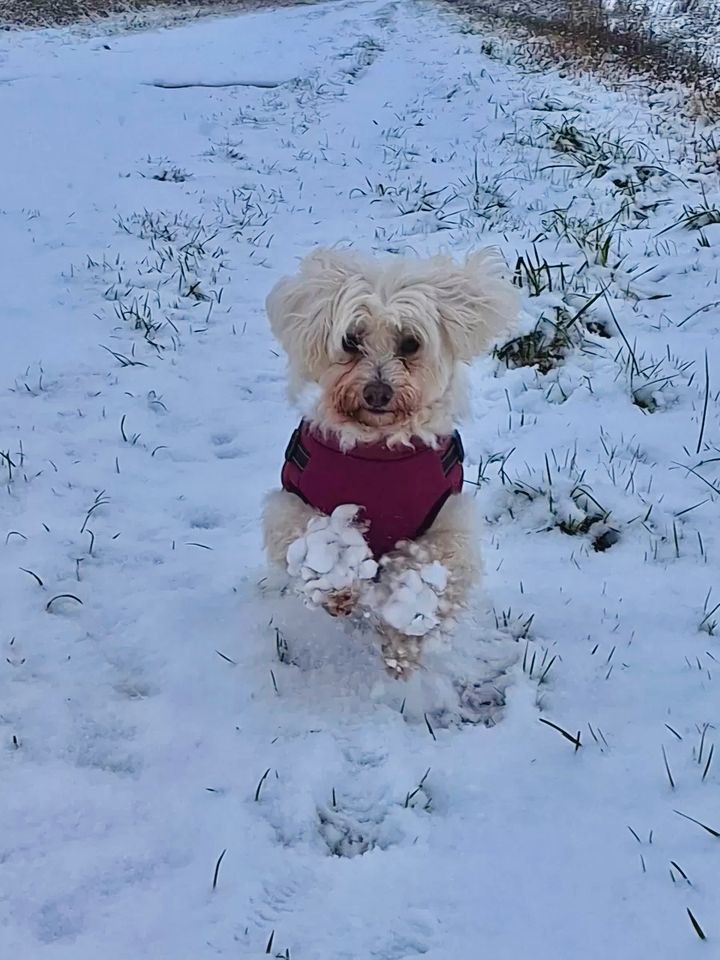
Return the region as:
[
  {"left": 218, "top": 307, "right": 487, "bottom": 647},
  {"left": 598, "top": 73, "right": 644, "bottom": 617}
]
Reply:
[
  {"left": 284, "top": 426, "right": 310, "bottom": 471},
  {"left": 285, "top": 424, "right": 464, "bottom": 474},
  {"left": 440, "top": 430, "right": 464, "bottom": 475},
  {"left": 417, "top": 489, "right": 453, "bottom": 539}
]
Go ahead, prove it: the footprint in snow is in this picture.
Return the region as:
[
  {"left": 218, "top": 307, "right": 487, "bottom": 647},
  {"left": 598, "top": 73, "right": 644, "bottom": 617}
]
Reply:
[
  {"left": 34, "top": 897, "right": 84, "bottom": 944},
  {"left": 187, "top": 508, "right": 223, "bottom": 530},
  {"left": 211, "top": 431, "right": 246, "bottom": 460},
  {"left": 213, "top": 445, "right": 246, "bottom": 460},
  {"left": 210, "top": 431, "right": 236, "bottom": 446}
]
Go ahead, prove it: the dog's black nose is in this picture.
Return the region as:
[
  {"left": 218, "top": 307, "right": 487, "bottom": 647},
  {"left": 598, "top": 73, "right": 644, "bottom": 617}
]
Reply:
[{"left": 363, "top": 380, "right": 394, "bottom": 410}]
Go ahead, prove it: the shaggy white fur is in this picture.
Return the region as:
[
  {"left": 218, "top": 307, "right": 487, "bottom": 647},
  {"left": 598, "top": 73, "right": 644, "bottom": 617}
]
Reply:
[{"left": 263, "top": 246, "right": 518, "bottom": 675}]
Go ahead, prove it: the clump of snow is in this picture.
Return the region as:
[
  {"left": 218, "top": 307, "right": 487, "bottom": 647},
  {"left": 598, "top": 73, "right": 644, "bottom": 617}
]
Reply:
[
  {"left": 288, "top": 508, "right": 450, "bottom": 637},
  {"left": 370, "top": 561, "right": 449, "bottom": 637},
  {"left": 287, "top": 504, "right": 377, "bottom": 606}
]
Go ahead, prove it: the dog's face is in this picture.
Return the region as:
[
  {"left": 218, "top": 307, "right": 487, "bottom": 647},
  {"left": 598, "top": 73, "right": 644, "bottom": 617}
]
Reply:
[
  {"left": 266, "top": 248, "right": 517, "bottom": 442},
  {"left": 319, "top": 292, "right": 450, "bottom": 433}
]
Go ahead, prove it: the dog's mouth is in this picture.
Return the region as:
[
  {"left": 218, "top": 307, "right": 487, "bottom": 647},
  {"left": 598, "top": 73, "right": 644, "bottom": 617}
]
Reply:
[
  {"left": 327, "top": 376, "right": 418, "bottom": 430},
  {"left": 354, "top": 407, "right": 402, "bottom": 427}
]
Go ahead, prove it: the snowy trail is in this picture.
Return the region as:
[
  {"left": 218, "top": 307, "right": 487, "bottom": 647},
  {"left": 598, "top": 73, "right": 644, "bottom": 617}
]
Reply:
[{"left": 1, "top": 1, "right": 720, "bottom": 956}]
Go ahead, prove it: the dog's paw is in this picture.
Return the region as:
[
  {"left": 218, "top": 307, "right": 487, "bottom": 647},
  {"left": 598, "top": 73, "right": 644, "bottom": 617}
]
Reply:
[
  {"left": 379, "top": 627, "right": 424, "bottom": 678},
  {"left": 368, "top": 535, "right": 457, "bottom": 637},
  {"left": 286, "top": 505, "right": 377, "bottom": 613},
  {"left": 370, "top": 560, "right": 449, "bottom": 639},
  {"left": 322, "top": 585, "right": 359, "bottom": 618}
]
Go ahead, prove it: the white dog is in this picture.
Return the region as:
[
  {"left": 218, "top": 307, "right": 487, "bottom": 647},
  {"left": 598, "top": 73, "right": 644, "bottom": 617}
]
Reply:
[{"left": 263, "top": 247, "right": 517, "bottom": 677}]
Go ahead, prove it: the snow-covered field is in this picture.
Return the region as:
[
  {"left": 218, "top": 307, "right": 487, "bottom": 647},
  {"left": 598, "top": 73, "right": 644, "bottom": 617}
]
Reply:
[{"left": 2, "top": 0, "right": 720, "bottom": 956}]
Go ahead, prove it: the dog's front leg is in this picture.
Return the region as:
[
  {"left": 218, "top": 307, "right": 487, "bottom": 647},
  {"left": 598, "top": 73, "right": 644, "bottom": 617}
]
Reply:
[
  {"left": 263, "top": 489, "right": 322, "bottom": 567},
  {"left": 369, "top": 495, "right": 481, "bottom": 676},
  {"left": 263, "top": 492, "right": 376, "bottom": 617}
]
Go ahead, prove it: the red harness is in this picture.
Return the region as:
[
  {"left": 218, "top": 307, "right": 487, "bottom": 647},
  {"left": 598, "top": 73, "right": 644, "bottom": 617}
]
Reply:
[{"left": 281, "top": 421, "right": 464, "bottom": 559}]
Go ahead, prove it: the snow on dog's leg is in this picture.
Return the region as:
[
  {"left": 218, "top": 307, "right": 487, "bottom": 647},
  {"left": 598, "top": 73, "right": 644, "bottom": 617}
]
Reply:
[
  {"left": 378, "top": 627, "right": 424, "bottom": 678},
  {"left": 286, "top": 504, "right": 377, "bottom": 617},
  {"left": 373, "top": 559, "right": 448, "bottom": 635},
  {"left": 263, "top": 489, "right": 323, "bottom": 568},
  {"left": 367, "top": 495, "right": 481, "bottom": 675},
  {"left": 366, "top": 559, "right": 448, "bottom": 676}
]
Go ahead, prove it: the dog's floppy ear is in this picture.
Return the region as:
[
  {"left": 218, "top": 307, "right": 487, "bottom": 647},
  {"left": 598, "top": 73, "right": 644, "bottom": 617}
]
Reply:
[
  {"left": 265, "top": 248, "right": 364, "bottom": 380},
  {"left": 424, "top": 248, "right": 518, "bottom": 362}
]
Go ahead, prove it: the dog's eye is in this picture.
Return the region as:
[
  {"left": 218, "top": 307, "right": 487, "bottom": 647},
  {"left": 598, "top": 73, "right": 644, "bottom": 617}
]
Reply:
[
  {"left": 398, "top": 335, "right": 421, "bottom": 357},
  {"left": 342, "top": 333, "right": 362, "bottom": 354}
]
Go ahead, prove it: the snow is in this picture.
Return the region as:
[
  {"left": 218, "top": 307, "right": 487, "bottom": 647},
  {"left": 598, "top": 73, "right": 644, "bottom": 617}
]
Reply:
[
  {"left": 287, "top": 505, "right": 377, "bottom": 603},
  {"left": 370, "top": 562, "right": 449, "bottom": 637},
  {"left": 1, "top": 0, "right": 720, "bottom": 957},
  {"left": 287, "top": 504, "right": 447, "bottom": 639}
]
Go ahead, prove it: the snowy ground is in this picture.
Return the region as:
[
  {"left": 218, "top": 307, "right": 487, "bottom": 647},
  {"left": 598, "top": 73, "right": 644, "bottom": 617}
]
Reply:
[{"left": 1, "top": 0, "right": 720, "bottom": 956}]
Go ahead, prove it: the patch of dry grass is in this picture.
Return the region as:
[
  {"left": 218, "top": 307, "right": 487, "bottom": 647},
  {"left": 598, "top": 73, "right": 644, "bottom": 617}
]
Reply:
[
  {"left": 1, "top": 0, "right": 318, "bottom": 30},
  {"left": 443, "top": 0, "right": 720, "bottom": 118}
]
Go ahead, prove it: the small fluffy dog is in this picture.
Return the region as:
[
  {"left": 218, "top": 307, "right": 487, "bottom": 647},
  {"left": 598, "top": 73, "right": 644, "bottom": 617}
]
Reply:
[{"left": 263, "top": 247, "right": 518, "bottom": 676}]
